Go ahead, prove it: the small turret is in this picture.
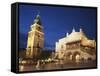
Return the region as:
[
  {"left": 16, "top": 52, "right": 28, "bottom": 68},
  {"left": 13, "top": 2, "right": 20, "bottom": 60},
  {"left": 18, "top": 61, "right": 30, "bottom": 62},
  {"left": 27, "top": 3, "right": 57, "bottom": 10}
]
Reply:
[
  {"left": 72, "top": 27, "right": 75, "bottom": 32},
  {"left": 80, "top": 27, "right": 83, "bottom": 33},
  {"left": 66, "top": 32, "right": 69, "bottom": 37}
]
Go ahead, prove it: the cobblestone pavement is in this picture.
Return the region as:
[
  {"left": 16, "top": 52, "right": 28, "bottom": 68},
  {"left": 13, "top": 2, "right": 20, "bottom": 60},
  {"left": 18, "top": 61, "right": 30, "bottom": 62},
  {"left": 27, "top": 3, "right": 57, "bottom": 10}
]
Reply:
[{"left": 19, "top": 60, "right": 96, "bottom": 72}]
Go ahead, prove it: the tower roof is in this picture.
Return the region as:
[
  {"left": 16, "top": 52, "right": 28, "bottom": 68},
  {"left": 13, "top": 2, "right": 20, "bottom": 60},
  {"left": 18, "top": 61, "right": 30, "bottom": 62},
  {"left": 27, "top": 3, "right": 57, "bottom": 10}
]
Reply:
[{"left": 32, "top": 14, "right": 41, "bottom": 25}]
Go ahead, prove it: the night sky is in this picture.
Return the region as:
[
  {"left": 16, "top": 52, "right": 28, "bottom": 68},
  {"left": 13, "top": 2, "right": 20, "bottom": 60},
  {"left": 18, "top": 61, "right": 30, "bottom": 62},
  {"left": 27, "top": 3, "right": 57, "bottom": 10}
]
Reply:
[{"left": 19, "top": 4, "right": 97, "bottom": 50}]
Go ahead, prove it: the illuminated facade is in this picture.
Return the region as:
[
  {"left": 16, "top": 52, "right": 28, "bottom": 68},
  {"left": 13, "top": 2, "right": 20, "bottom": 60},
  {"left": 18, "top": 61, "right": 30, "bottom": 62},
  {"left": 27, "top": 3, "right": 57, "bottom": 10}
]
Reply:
[
  {"left": 55, "top": 27, "right": 96, "bottom": 62},
  {"left": 26, "top": 14, "right": 44, "bottom": 58}
]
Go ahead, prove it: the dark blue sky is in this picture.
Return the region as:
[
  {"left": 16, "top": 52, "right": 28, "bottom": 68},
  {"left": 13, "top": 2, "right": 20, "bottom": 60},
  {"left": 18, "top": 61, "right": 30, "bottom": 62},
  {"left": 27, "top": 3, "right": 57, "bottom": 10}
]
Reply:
[{"left": 19, "top": 4, "right": 97, "bottom": 50}]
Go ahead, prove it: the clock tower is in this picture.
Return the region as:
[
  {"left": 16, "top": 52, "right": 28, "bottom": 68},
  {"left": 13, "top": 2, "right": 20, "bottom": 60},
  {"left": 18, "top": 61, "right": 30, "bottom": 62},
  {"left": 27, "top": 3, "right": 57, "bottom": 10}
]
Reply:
[{"left": 26, "top": 14, "right": 44, "bottom": 59}]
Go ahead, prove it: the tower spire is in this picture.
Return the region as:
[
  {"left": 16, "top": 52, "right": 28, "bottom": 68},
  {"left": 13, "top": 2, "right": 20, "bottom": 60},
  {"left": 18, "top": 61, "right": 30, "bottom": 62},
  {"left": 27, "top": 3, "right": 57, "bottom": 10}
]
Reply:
[
  {"left": 36, "top": 11, "right": 40, "bottom": 18},
  {"left": 33, "top": 12, "right": 41, "bottom": 25}
]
